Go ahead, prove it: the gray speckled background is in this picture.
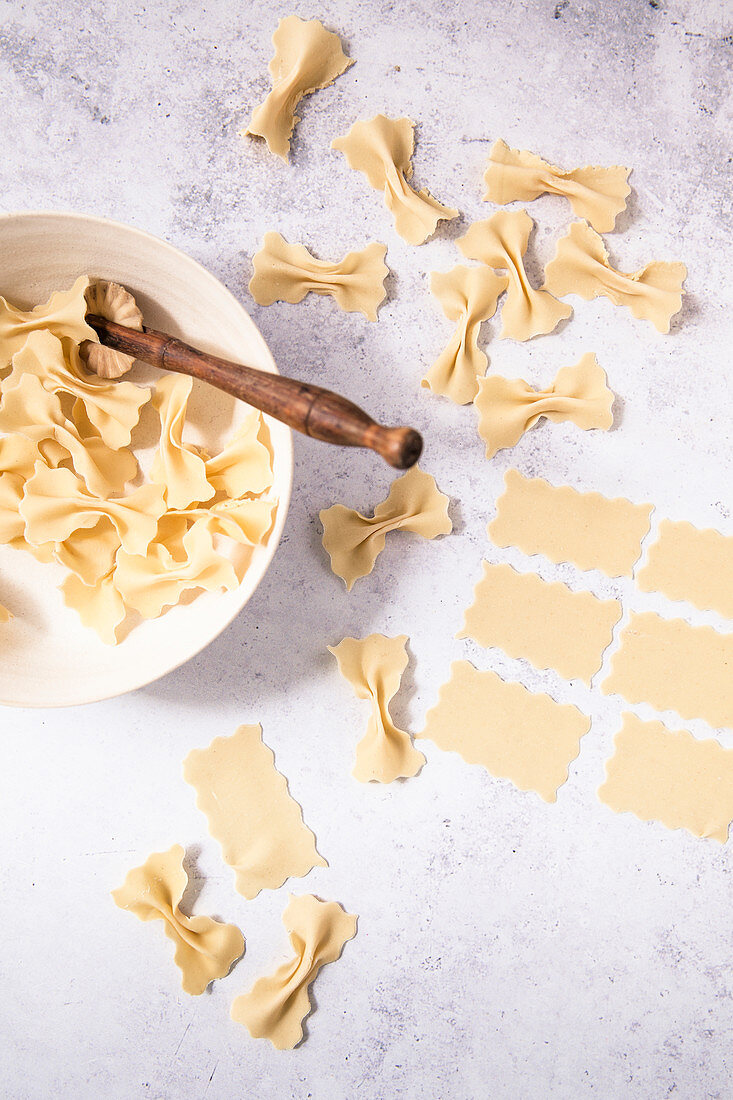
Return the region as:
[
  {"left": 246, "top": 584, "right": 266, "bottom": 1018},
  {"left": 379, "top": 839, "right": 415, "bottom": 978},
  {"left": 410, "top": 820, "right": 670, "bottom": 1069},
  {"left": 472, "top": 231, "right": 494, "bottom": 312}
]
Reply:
[{"left": 1, "top": 1, "right": 732, "bottom": 1097}]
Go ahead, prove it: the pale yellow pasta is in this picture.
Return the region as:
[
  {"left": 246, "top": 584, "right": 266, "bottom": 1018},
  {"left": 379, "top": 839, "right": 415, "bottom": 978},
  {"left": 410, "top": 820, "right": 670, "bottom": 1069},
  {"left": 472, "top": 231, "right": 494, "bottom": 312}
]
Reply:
[
  {"left": 542, "top": 220, "right": 686, "bottom": 333},
  {"left": 422, "top": 265, "right": 508, "bottom": 404},
  {"left": 0, "top": 275, "right": 96, "bottom": 371},
  {"left": 332, "top": 115, "right": 458, "bottom": 246},
  {"left": 475, "top": 352, "right": 614, "bottom": 458},
  {"left": 245, "top": 16, "right": 353, "bottom": 160},
  {"left": 204, "top": 408, "right": 274, "bottom": 498},
  {"left": 150, "top": 374, "right": 214, "bottom": 510},
  {"left": 458, "top": 210, "right": 572, "bottom": 340},
  {"left": 320, "top": 465, "right": 452, "bottom": 590},
  {"left": 60, "top": 572, "right": 127, "bottom": 646},
  {"left": 231, "top": 894, "right": 357, "bottom": 1049},
  {"left": 112, "top": 844, "right": 244, "bottom": 995},
  {"left": 249, "top": 232, "right": 389, "bottom": 321},
  {"left": 0, "top": 601, "right": 11, "bottom": 623},
  {"left": 54, "top": 519, "right": 121, "bottom": 587},
  {"left": 484, "top": 139, "right": 631, "bottom": 232},
  {"left": 329, "top": 634, "right": 425, "bottom": 783}
]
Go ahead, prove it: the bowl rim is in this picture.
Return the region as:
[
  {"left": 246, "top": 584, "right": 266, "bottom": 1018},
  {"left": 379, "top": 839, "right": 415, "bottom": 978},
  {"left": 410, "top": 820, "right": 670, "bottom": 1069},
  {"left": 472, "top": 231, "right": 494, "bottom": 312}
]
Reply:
[{"left": 0, "top": 208, "right": 294, "bottom": 707}]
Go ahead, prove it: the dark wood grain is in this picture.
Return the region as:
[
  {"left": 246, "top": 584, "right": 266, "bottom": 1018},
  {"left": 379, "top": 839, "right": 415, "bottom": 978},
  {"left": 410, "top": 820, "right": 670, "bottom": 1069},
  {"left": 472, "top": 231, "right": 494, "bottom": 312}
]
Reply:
[{"left": 86, "top": 316, "right": 423, "bottom": 469}]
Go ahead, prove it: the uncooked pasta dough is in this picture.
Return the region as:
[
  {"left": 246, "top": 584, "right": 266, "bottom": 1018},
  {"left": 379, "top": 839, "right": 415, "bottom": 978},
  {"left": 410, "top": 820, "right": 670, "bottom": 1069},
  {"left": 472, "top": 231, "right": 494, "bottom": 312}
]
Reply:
[
  {"left": 111, "top": 844, "right": 244, "bottom": 995},
  {"left": 484, "top": 139, "right": 631, "bottom": 233},
  {"left": 636, "top": 519, "right": 733, "bottom": 619},
  {"left": 328, "top": 633, "right": 425, "bottom": 782},
  {"left": 0, "top": 601, "right": 10, "bottom": 622},
  {"left": 598, "top": 713, "right": 733, "bottom": 842},
  {"left": 602, "top": 612, "right": 733, "bottom": 730},
  {"left": 543, "top": 220, "right": 686, "bottom": 333},
  {"left": 319, "top": 465, "right": 452, "bottom": 590},
  {"left": 0, "top": 278, "right": 277, "bottom": 645},
  {"left": 422, "top": 265, "right": 508, "bottom": 404},
  {"left": 458, "top": 210, "right": 572, "bottom": 341},
  {"left": 183, "top": 724, "right": 327, "bottom": 899},
  {"left": 458, "top": 561, "right": 621, "bottom": 683},
  {"left": 474, "top": 352, "right": 614, "bottom": 458},
  {"left": 489, "top": 469, "right": 652, "bottom": 578},
  {"left": 245, "top": 16, "right": 353, "bottom": 160},
  {"left": 249, "top": 232, "right": 389, "bottom": 321},
  {"left": 419, "top": 659, "right": 590, "bottom": 802},
  {"left": 332, "top": 115, "right": 458, "bottom": 245},
  {"left": 231, "top": 894, "right": 357, "bottom": 1050}
]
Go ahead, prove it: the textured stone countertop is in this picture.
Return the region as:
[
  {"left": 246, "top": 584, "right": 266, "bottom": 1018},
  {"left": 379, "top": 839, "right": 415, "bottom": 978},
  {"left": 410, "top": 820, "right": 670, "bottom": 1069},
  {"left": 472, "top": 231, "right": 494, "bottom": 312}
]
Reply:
[{"left": 1, "top": 0, "right": 731, "bottom": 1096}]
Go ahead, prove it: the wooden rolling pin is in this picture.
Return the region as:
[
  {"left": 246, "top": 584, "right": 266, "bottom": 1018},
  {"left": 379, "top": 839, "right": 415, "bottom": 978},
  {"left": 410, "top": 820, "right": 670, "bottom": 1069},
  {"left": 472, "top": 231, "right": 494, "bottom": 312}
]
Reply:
[{"left": 86, "top": 315, "right": 423, "bottom": 470}]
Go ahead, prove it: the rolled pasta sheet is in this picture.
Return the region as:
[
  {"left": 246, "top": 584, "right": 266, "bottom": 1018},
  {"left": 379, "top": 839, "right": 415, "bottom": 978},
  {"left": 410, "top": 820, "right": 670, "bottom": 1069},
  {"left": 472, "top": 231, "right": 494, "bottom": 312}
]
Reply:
[
  {"left": 475, "top": 352, "right": 614, "bottom": 458},
  {"left": 484, "top": 139, "right": 631, "bottom": 233},
  {"left": 543, "top": 220, "right": 686, "bottom": 333},
  {"left": 249, "top": 232, "right": 389, "bottom": 321},
  {"left": 422, "top": 265, "right": 508, "bottom": 404},
  {"left": 332, "top": 115, "right": 458, "bottom": 246},
  {"left": 245, "top": 16, "right": 353, "bottom": 160}
]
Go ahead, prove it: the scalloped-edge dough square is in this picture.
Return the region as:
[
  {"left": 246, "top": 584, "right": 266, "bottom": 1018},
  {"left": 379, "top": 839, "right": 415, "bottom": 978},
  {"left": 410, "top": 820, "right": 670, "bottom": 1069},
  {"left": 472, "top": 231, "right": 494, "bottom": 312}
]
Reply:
[
  {"left": 636, "top": 519, "right": 733, "bottom": 619},
  {"left": 602, "top": 612, "right": 733, "bottom": 730},
  {"left": 598, "top": 712, "right": 733, "bottom": 842},
  {"left": 418, "top": 659, "right": 590, "bottom": 802},
  {"left": 489, "top": 469, "right": 653, "bottom": 578},
  {"left": 458, "top": 561, "right": 622, "bottom": 683}
]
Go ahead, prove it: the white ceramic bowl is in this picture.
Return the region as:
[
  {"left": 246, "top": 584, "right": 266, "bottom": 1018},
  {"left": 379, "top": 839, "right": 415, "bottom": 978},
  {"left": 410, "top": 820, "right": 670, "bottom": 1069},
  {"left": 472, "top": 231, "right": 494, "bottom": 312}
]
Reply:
[{"left": 0, "top": 211, "right": 292, "bottom": 708}]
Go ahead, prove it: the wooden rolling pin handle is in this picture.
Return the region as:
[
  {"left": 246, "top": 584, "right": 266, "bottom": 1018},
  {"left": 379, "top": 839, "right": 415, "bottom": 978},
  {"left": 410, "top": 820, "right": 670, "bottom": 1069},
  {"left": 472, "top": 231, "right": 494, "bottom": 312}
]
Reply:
[{"left": 87, "top": 316, "right": 423, "bottom": 469}]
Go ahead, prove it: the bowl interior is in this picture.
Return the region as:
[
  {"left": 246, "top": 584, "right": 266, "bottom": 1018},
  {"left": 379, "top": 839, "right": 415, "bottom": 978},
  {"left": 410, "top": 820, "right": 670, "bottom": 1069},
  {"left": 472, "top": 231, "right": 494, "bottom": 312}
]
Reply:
[{"left": 0, "top": 211, "right": 292, "bottom": 708}]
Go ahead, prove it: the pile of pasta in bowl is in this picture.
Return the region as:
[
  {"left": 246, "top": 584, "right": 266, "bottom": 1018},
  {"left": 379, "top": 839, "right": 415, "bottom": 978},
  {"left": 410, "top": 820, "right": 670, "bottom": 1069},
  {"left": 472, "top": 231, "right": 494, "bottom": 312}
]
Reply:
[{"left": 0, "top": 277, "right": 277, "bottom": 645}]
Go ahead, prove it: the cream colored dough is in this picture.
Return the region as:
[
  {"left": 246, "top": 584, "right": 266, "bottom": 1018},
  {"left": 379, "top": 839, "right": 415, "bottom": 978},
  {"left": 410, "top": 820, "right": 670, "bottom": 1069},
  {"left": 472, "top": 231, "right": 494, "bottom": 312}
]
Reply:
[
  {"left": 0, "top": 370, "right": 137, "bottom": 497},
  {"left": 112, "top": 844, "right": 244, "bottom": 995},
  {"left": 245, "top": 16, "right": 353, "bottom": 160},
  {"left": 176, "top": 496, "right": 277, "bottom": 548},
  {"left": 419, "top": 659, "right": 589, "bottom": 802},
  {"left": 329, "top": 633, "right": 425, "bottom": 783},
  {"left": 0, "top": 601, "right": 11, "bottom": 623},
  {"left": 249, "top": 232, "right": 389, "bottom": 321},
  {"left": 458, "top": 561, "right": 621, "bottom": 683},
  {"left": 484, "top": 139, "right": 631, "bottom": 233},
  {"left": 20, "top": 462, "right": 166, "bottom": 556},
  {"left": 3, "top": 327, "right": 150, "bottom": 450},
  {"left": 458, "top": 210, "right": 572, "bottom": 340},
  {"left": 54, "top": 519, "right": 121, "bottom": 586},
  {"left": 0, "top": 275, "right": 96, "bottom": 371},
  {"left": 60, "top": 573, "right": 127, "bottom": 646},
  {"left": 602, "top": 611, "right": 733, "bottom": 730},
  {"left": 114, "top": 522, "right": 239, "bottom": 619},
  {"left": 422, "top": 265, "right": 508, "bottom": 404},
  {"left": 543, "top": 220, "right": 686, "bottom": 333},
  {"left": 475, "top": 352, "right": 614, "bottom": 458},
  {"left": 489, "top": 468, "right": 653, "bottom": 578},
  {"left": 231, "top": 894, "right": 357, "bottom": 1049},
  {"left": 319, "top": 465, "right": 451, "bottom": 590},
  {"left": 183, "top": 724, "right": 327, "bottom": 900},
  {"left": 598, "top": 713, "right": 733, "bottom": 842},
  {"left": 150, "top": 374, "right": 214, "bottom": 510},
  {"left": 636, "top": 519, "right": 733, "bottom": 619},
  {"left": 332, "top": 115, "right": 458, "bottom": 246},
  {"left": 203, "top": 408, "right": 273, "bottom": 498}
]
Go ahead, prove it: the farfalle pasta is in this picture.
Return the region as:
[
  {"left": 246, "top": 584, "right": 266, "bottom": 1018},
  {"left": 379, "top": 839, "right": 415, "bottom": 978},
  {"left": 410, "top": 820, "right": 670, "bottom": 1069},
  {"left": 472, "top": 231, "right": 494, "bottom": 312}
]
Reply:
[
  {"left": 422, "top": 265, "right": 508, "bottom": 404},
  {"left": 230, "top": 894, "right": 357, "bottom": 1049},
  {"left": 0, "top": 278, "right": 278, "bottom": 645},
  {"left": 332, "top": 115, "right": 458, "bottom": 246},
  {"left": 484, "top": 139, "right": 631, "bottom": 233},
  {"left": 329, "top": 633, "right": 425, "bottom": 783},
  {"left": 319, "top": 465, "right": 452, "bottom": 590},
  {"left": 474, "top": 352, "right": 614, "bottom": 458},
  {"left": 543, "top": 220, "right": 686, "bottom": 333},
  {"left": 458, "top": 210, "right": 572, "bottom": 340},
  {"left": 245, "top": 16, "right": 353, "bottom": 160},
  {"left": 249, "top": 232, "right": 389, "bottom": 321},
  {"left": 112, "top": 844, "right": 244, "bottom": 995}
]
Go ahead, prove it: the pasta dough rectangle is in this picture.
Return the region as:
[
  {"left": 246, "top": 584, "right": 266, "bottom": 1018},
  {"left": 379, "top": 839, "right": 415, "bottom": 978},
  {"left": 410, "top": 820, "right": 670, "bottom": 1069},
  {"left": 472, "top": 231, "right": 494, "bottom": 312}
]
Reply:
[
  {"left": 458, "top": 561, "right": 621, "bottom": 683},
  {"left": 636, "top": 519, "right": 733, "bottom": 619},
  {"left": 419, "top": 659, "right": 590, "bottom": 802},
  {"left": 598, "top": 713, "right": 733, "bottom": 842},
  {"left": 602, "top": 612, "right": 733, "bottom": 730},
  {"left": 488, "top": 468, "right": 652, "bottom": 578}
]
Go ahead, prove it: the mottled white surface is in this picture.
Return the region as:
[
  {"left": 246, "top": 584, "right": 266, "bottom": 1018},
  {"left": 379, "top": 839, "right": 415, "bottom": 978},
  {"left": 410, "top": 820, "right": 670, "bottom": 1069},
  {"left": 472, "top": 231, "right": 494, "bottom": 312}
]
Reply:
[{"left": 1, "top": 0, "right": 732, "bottom": 1096}]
